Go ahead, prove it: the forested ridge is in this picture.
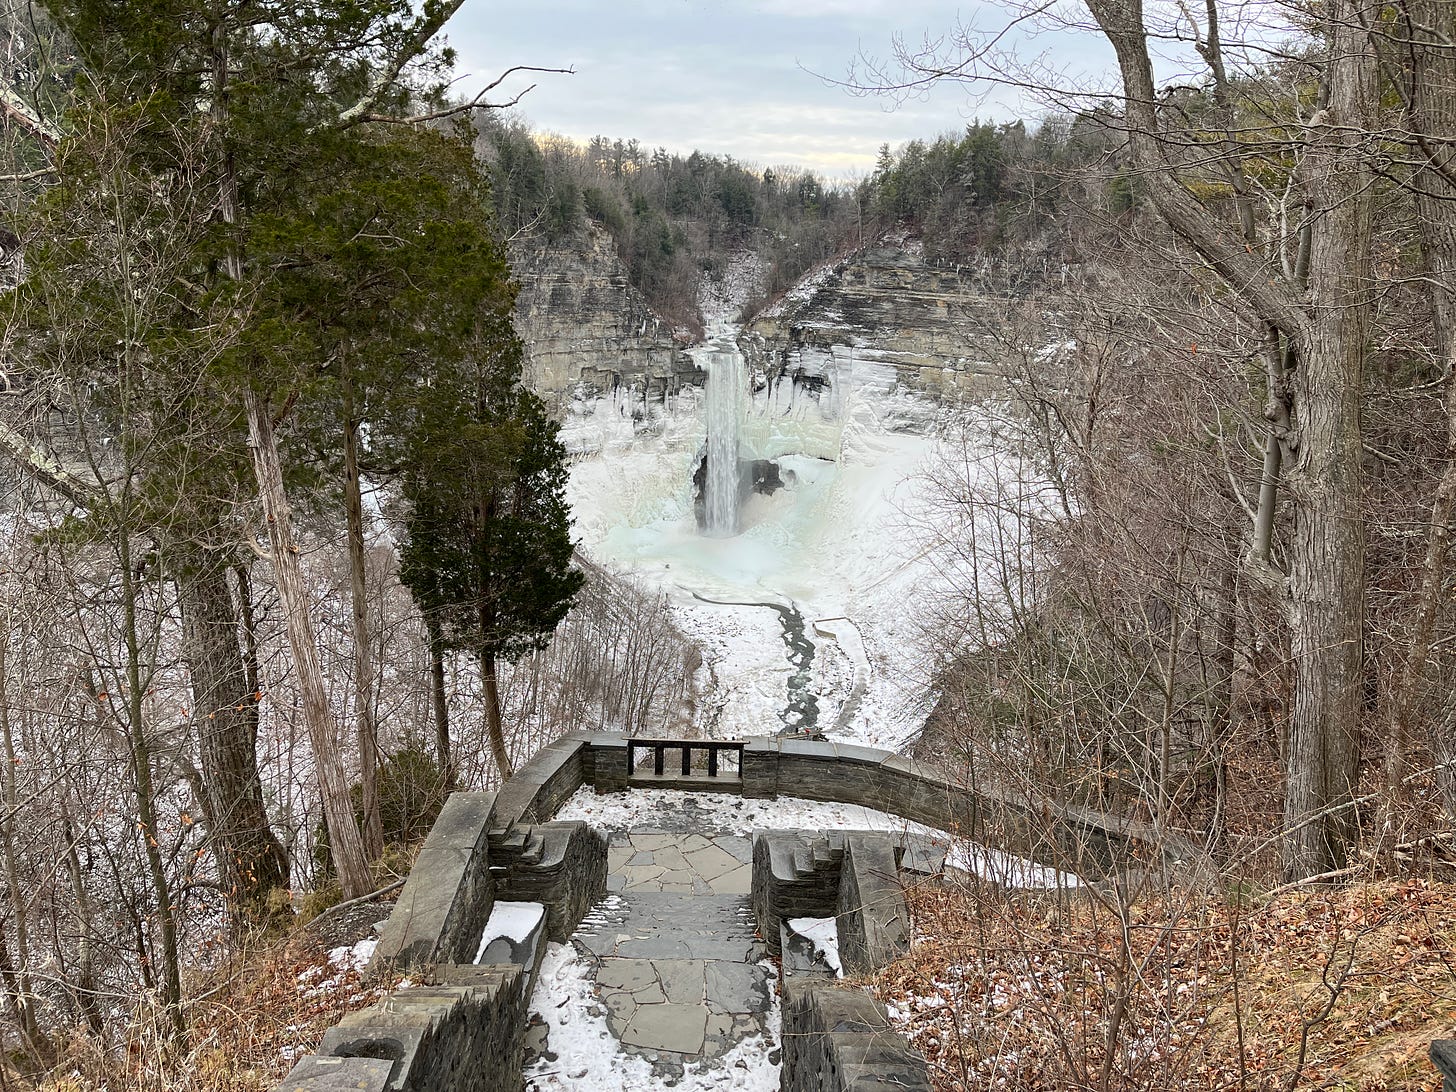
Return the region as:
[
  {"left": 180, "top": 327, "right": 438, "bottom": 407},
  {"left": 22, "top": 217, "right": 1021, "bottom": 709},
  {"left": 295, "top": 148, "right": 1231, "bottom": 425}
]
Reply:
[{"left": 476, "top": 112, "right": 1110, "bottom": 325}]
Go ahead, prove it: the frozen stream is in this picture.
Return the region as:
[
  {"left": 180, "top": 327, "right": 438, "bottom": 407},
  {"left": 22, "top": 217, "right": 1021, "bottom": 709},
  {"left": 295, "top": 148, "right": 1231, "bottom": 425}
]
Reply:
[
  {"left": 692, "top": 593, "right": 817, "bottom": 732},
  {"left": 562, "top": 318, "right": 949, "bottom": 749}
]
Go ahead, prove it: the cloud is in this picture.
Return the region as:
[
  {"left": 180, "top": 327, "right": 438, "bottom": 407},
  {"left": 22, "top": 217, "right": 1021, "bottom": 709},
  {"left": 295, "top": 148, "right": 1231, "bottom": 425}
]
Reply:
[{"left": 442, "top": 0, "right": 1099, "bottom": 176}]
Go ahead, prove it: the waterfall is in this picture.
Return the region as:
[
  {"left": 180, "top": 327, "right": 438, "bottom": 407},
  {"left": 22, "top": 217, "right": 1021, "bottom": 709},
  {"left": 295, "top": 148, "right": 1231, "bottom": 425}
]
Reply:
[{"left": 702, "top": 337, "right": 745, "bottom": 536}]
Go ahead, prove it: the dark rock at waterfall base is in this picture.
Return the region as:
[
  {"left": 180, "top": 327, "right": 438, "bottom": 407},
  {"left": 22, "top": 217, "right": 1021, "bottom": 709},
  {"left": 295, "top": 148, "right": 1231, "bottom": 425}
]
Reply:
[
  {"left": 749, "top": 459, "right": 784, "bottom": 496},
  {"left": 692, "top": 453, "right": 791, "bottom": 529}
]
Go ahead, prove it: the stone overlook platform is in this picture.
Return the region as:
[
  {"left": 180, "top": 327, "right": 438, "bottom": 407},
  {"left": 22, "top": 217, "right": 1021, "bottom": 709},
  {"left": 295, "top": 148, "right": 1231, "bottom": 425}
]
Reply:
[
  {"left": 274, "top": 732, "right": 1199, "bottom": 1091},
  {"left": 577, "top": 832, "right": 770, "bottom": 1063}
]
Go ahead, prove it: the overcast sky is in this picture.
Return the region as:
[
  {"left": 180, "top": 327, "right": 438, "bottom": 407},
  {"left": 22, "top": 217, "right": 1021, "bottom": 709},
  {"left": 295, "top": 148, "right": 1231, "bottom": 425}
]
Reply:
[{"left": 440, "top": 1, "right": 1119, "bottom": 179}]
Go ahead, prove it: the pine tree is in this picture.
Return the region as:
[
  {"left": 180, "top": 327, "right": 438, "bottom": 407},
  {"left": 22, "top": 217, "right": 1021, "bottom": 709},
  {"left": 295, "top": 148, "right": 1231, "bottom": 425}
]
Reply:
[{"left": 398, "top": 326, "right": 583, "bottom": 783}]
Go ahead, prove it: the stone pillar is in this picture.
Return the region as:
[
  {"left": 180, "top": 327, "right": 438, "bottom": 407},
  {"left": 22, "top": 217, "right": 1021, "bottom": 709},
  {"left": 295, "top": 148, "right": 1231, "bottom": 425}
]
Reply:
[
  {"left": 589, "top": 734, "right": 629, "bottom": 793},
  {"left": 741, "top": 737, "right": 779, "bottom": 799},
  {"left": 779, "top": 979, "right": 930, "bottom": 1092},
  {"left": 836, "top": 833, "right": 909, "bottom": 976}
]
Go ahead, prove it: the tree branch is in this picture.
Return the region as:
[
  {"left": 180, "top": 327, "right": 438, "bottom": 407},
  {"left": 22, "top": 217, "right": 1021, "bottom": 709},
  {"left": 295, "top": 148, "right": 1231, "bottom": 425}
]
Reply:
[
  {"left": 0, "top": 167, "right": 56, "bottom": 183},
  {"left": 333, "top": 0, "right": 468, "bottom": 128},
  {"left": 1, "top": 88, "right": 61, "bottom": 147},
  {"left": 329, "top": 3, "right": 570, "bottom": 130},
  {"left": 0, "top": 420, "right": 99, "bottom": 507},
  {"left": 355, "top": 66, "right": 575, "bottom": 126},
  {"left": 1085, "top": 0, "right": 1311, "bottom": 342}
]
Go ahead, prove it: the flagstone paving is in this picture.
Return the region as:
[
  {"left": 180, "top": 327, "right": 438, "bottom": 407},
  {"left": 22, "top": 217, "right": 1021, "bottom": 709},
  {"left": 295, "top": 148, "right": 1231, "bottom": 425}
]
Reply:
[{"left": 572, "top": 831, "right": 771, "bottom": 1065}]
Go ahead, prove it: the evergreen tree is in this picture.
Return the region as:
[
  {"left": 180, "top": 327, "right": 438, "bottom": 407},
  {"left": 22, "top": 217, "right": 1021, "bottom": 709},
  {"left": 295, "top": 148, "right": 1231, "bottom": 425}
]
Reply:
[
  {"left": 29, "top": 0, "right": 498, "bottom": 902},
  {"left": 398, "top": 326, "right": 583, "bottom": 783}
]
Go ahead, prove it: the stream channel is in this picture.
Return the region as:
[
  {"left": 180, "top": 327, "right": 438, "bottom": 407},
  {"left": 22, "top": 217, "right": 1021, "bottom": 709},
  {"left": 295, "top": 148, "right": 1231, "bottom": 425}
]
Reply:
[{"left": 693, "top": 593, "right": 818, "bottom": 733}]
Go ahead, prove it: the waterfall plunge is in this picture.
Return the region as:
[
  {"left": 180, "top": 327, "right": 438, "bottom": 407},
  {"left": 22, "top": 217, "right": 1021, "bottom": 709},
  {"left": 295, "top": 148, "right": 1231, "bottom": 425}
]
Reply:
[{"left": 702, "top": 339, "right": 745, "bottom": 536}]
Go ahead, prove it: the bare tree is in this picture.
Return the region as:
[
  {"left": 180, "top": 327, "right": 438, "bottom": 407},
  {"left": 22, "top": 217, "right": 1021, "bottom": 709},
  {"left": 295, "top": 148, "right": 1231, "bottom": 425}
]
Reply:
[{"left": 862, "top": 0, "right": 1382, "bottom": 880}]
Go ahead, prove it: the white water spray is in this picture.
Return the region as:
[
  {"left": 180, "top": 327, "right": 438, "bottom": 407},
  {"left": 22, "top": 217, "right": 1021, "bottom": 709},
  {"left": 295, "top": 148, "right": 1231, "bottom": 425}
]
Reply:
[{"left": 701, "top": 333, "right": 746, "bottom": 536}]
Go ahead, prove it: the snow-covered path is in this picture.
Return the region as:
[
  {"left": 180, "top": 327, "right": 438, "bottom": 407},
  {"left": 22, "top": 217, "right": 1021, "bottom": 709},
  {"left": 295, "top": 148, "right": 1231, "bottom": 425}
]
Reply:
[
  {"left": 524, "top": 823, "right": 779, "bottom": 1091},
  {"left": 524, "top": 785, "right": 1078, "bottom": 1089}
]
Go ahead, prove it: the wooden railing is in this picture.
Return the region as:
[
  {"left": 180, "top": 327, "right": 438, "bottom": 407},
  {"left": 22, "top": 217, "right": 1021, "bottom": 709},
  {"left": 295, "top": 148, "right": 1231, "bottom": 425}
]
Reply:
[{"left": 627, "top": 738, "right": 746, "bottom": 780}]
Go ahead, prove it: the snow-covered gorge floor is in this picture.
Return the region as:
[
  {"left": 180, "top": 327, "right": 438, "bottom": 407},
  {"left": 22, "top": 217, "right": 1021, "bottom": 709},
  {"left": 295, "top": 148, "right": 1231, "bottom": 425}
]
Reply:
[{"left": 562, "top": 335, "right": 949, "bottom": 748}]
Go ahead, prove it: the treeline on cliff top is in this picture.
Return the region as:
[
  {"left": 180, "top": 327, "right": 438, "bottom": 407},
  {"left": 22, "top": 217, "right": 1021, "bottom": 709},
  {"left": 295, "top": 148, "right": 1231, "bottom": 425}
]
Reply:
[{"left": 472, "top": 111, "right": 1115, "bottom": 327}]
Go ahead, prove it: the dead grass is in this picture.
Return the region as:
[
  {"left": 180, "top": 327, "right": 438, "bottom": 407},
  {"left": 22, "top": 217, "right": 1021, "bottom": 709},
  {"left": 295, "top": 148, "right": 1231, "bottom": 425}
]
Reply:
[
  {"left": 34, "top": 918, "right": 400, "bottom": 1092},
  {"left": 868, "top": 874, "right": 1456, "bottom": 1091}
]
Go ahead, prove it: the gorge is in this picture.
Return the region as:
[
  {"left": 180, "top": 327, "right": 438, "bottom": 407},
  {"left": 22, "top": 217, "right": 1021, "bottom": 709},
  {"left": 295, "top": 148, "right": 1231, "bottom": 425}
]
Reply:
[{"left": 518, "top": 232, "right": 984, "bottom": 751}]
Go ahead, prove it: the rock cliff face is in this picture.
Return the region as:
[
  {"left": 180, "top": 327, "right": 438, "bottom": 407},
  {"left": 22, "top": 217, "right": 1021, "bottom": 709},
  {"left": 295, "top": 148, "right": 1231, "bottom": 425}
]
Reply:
[
  {"left": 741, "top": 239, "right": 1062, "bottom": 400},
  {"left": 510, "top": 226, "right": 698, "bottom": 406},
  {"left": 511, "top": 230, "right": 1064, "bottom": 428}
]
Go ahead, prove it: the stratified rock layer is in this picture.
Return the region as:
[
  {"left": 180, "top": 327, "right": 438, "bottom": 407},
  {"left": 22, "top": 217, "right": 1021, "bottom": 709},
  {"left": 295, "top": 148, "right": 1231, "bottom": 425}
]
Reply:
[
  {"left": 510, "top": 226, "right": 697, "bottom": 404},
  {"left": 743, "top": 240, "right": 1066, "bottom": 398}
]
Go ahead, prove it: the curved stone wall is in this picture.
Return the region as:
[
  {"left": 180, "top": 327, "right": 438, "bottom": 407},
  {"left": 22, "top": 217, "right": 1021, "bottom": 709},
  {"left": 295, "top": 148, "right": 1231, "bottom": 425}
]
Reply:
[
  {"left": 498, "top": 731, "right": 1199, "bottom": 882},
  {"left": 282, "top": 730, "right": 1198, "bottom": 1091}
]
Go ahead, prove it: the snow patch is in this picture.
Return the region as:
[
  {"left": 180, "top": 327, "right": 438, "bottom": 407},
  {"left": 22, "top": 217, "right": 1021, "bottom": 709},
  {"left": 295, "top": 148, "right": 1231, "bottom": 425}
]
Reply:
[
  {"left": 474, "top": 901, "right": 546, "bottom": 963},
  {"left": 946, "top": 843, "right": 1081, "bottom": 890},
  {"left": 787, "top": 917, "right": 843, "bottom": 977},
  {"left": 557, "top": 786, "right": 1079, "bottom": 888},
  {"left": 327, "top": 939, "right": 376, "bottom": 973}
]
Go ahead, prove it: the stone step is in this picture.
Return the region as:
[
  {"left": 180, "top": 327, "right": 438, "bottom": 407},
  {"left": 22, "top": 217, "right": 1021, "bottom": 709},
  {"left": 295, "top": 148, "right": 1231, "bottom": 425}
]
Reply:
[
  {"left": 492, "top": 828, "right": 528, "bottom": 855},
  {"left": 521, "top": 831, "right": 545, "bottom": 866},
  {"left": 811, "top": 843, "right": 842, "bottom": 869},
  {"left": 792, "top": 845, "right": 814, "bottom": 876},
  {"left": 575, "top": 894, "right": 762, "bottom": 962}
]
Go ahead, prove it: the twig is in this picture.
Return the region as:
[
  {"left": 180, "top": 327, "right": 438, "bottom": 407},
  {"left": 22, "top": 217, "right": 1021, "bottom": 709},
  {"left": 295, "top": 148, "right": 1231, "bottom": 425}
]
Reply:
[
  {"left": 0, "top": 167, "right": 55, "bottom": 183},
  {"left": 360, "top": 66, "right": 575, "bottom": 126},
  {"left": 1261, "top": 864, "right": 1363, "bottom": 900},
  {"left": 303, "top": 878, "right": 405, "bottom": 929}
]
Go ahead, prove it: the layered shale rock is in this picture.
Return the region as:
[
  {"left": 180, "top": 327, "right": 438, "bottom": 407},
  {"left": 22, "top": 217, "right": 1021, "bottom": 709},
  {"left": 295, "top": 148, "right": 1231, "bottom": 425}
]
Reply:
[
  {"left": 741, "top": 237, "right": 1074, "bottom": 400},
  {"left": 510, "top": 225, "right": 698, "bottom": 404}
]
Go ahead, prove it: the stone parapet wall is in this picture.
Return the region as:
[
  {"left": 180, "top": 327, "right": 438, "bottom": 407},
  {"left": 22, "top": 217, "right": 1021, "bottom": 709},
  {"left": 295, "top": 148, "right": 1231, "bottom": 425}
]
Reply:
[
  {"left": 778, "top": 979, "right": 930, "bottom": 1092},
  {"left": 751, "top": 830, "right": 909, "bottom": 976},
  {"left": 737, "top": 736, "right": 1196, "bottom": 880},
  {"left": 275, "top": 966, "right": 528, "bottom": 1092},
  {"left": 835, "top": 834, "right": 909, "bottom": 977},
  {"left": 285, "top": 729, "right": 1193, "bottom": 1091},
  {"left": 471, "top": 731, "right": 1197, "bottom": 886},
  {"left": 492, "top": 733, "right": 592, "bottom": 828},
  {"left": 371, "top": 792, "right": 498, "bottom": 972},
  {"left": 1432, "top": 1040, "right": 1455, "bottom": 1090}
]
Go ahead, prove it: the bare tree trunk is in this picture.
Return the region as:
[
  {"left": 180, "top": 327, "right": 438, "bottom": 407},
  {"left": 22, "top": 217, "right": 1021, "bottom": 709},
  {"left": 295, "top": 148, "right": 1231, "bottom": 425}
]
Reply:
[
  {"left": 59, "top": 812, "right": 103, "bottom": 1039},
  {"left": 175, "top": 549, "right": 289, "bottom": 912},
  {"left": 209, "top": 15, "right": 369, "bottom": 899},
  {"left": 1282, "top": 4, "right": 1375, "bottom": 880},
  {"left": 115, "top": 535, "right": 185, "bottom": 1042},
  {"left": 341, "top": 359, "right": 383, "bottom": 859},
  {"left": 480, "top": 648, "right": 514, "bottom": 782},
  {"left": 0, "top": 620, "right": 43, "bottom": 1063},
  {"left": 1386, "top": 0, "right": 1456, "bottom": 818},
  {"left": 426, "top": 613, "right": 456, "bottom": 792},
  {"left": 243, "top": 390, "right": 372, "bottom": 899},
  {"left": 1086, "top": 0, "right": 1373, "bottom": 881}
]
